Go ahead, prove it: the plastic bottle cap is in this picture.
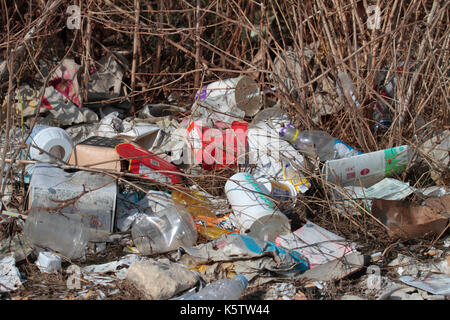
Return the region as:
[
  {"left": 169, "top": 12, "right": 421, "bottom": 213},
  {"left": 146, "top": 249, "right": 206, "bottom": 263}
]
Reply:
[{"left": 234, "top": 275, "right": 248, "bottom": 289}]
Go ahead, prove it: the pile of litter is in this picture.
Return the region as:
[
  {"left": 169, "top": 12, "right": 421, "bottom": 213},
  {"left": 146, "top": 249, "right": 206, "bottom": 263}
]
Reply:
[{"left": 1, "top": 0, "right": 449, "bottom": 301}]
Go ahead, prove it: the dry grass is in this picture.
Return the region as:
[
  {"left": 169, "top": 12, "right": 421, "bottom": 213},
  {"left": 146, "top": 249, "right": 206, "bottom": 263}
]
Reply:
[{"left": 0, "top": 0, "right": 449, "bottom": 300}]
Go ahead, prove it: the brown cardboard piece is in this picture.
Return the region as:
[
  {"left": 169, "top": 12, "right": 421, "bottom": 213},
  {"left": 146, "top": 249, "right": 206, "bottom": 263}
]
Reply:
[
  {"left": 68, "top": 136, "right": 125, "bottom": 172},
  {"left": 371, "top": 195, "right": 450, "bottom": 240}
]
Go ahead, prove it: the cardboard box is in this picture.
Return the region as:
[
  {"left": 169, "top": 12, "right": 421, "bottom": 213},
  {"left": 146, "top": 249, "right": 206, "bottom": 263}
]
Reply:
[{"left": 68, "top": 136, "right": 125, "bottom": 172}]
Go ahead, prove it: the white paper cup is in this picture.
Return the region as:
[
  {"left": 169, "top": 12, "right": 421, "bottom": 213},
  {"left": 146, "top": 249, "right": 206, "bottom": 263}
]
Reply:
[
  {"left": 225, "top": 172, "right": 290, "bottom": 242},
  {"left": 194, "top": 76, "right": 260, "bottom": 122}
]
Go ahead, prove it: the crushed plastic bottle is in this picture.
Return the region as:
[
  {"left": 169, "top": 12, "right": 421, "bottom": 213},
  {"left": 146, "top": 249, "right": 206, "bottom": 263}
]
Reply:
[
  {"left": 279, "top": 125, "right": 361, "bottom": 161},
  {"left": 185, "top": 275, "right": 248, "bottom": 300},
  {"left": 131, "top": 205, "right": 197, "bottom": 255}
]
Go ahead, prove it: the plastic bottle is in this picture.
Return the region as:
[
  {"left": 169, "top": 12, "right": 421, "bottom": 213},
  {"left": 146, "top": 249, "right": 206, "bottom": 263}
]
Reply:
[
  {"left": 131, "top": 205, "right": 197, "bottom": 255},
  {"left": 24, "top": 207, "right": 89, "bottom": 260},
  {"left": 336, "top": 72, "right": 360, "bottom": 108},
  {"left": 279, "top": 125, "right": 362, "bottom": 161},
  {"left": 171, "top": 189, "right": 215, "bottom": 218},
  {"left": 280, "top": 126, "right": 335, "bottom": 160},
  {"left": 185, "top": 275, "right": 248, "bottom": 300}
]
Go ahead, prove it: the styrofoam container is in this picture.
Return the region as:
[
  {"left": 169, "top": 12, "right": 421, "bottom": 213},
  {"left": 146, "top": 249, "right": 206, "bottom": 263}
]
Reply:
[
  {"left": 194, "top": 76, "right": 260, "bottom": 123},
  {"left": 225, "top": 172, "right": 290, "bottom": 242},
  {"left": 35, "top": 251, "right": 62, "bottom": 273},
  {"left": 26, "top": 125, "right": 73, "bottom": 162}
]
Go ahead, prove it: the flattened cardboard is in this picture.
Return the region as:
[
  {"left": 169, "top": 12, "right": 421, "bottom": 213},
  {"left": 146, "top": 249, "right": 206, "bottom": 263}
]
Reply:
[
  {"left": 371, "top": 196, "right": 449, "bottom": 240},
  {"left": 68, "top": 136, "right": 125, "bottom": 172}
]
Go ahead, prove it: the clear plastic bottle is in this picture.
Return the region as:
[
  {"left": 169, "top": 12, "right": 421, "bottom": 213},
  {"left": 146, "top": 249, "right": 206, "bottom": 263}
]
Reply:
[
  {"left": 279, "top": 125, "right": 336, "bottom": 161},
  {"left": 185, "top": 275, "right": 248, "bottom": 300},
  {"left": 24, "top": 207, "right": 89, "bottom": 260},
  {"left": 279, "top": 125, "right": 362, "bottom": 161},
  {"left": 131, "top": 205, "right": 198, "bottom": 255}
]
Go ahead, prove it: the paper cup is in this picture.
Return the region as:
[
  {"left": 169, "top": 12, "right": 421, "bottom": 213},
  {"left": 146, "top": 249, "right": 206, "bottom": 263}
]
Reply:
[
  {"left": 195, "top": 76, "right": 260, "bottom": 122},
  {"left": 225, "top": 172, "right": 290, "bottom": 242}
]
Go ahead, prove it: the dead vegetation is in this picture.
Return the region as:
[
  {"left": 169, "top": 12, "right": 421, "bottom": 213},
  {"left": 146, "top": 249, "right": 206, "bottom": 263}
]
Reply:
[{"left": 0, "top": 0, "right": 449, "bottom": 300}]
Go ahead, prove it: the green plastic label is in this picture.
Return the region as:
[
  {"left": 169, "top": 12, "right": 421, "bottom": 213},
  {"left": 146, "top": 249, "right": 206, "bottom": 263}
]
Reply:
[{"left": 384, "top": 146, "right": 408, "bottom": 177}]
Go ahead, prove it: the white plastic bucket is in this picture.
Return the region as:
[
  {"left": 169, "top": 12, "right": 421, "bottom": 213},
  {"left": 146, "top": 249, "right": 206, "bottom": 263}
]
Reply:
[
  {"left": 26, "top": 125, "right": 73, "bottom": 162},
  {"left": 194, "top": 76, "right": 260, "bottom": 122},
  {"left": 225, "top": 172, "right": 290, "bottom": 242}
]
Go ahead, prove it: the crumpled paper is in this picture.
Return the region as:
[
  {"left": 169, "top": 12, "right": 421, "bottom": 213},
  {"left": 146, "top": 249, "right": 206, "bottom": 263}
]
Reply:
[
  {"left": 0, "top": 254, "right": 23, "bottom": 293},
  {"left": 81, "top": 254, "right": 143, "bottom": 286},
  {"left": 47, "top": 58, "right": 82, "bottom": 107},
  {"left": 87, "top": 52, "right": 129, "bottom": 109},
  {"left": 94, "top": 112, "right": 163, "bottom": 150},
  {"left": 10, "top": 84, "right": 47, "bottom": 118},
  {"left": 275, "top": 221, "right": 357, "bottom": 268},
  {"left": 46, "top": 104, "right": 98, "bottom": 126},
  {"left": 175, "top": 233, "right": 309, "bottom": 285}
]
